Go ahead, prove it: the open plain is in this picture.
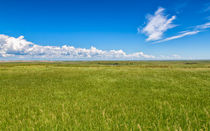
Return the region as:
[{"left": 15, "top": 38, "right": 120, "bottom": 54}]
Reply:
[{"left": 0, "top": 61, "right": 209, "bottom": 130}]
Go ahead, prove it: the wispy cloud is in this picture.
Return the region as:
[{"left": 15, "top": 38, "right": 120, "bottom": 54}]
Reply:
[
  {"left": 155, "top": 22, "right": 210, "bottom": 43},
  {"left": 195, "top": 22, "right": 210, "bottom": 29},
  {"left": 159, "top": 54, "right": 182, "bottom": 59},
  {"left": 138, "top": 7, "right": 176, "bottom": 41},
  {"left": 0, "top": 34, "right": 155, "bottom": 60},
  {"left": 139, "top": 5, "right": 210, "bottom": 43},
  {"left": 204, "top": 5, "right": 210, "bottom": 12},
  {"left": 155, "top": 31, "right": 200, "bottom": 43},
  {"left": 203, "top": 3, "right": 210, "bottom": 20}
]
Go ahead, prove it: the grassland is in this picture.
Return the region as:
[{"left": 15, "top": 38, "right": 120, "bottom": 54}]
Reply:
[{"left": 0, "top": 61, "right": 209, "bottom": 130}]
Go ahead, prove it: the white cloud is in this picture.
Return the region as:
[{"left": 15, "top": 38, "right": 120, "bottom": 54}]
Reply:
[
  {"left": 139, "top": 7, "right": 176, "bottom": 41},
  {"left": 195, "top": 22, "right": 210, "bottom": 29},
  {"left": 138, "top": 6, "right": 210, "bottom": 43},
  {"left": 154, "top": 22, "right": 210, "bottom": 43},
  {"left": 0, "top": 34, "right": 155, "bottom": 60},
  {"left": 158, "top": 54, "right": 182, "bottom": 59},
  {"left": 172, "top": 54, "right": 181, "bottom": 59},
  {"left": 155, "top": 31, "right": 200, "bottom": 43}
]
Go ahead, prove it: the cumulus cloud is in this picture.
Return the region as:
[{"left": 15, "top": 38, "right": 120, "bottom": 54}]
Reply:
[
  {"left": 139, "top": 7, "right": 176, "bottom": 41},
  {"left": 0, "top": 34, "right": 155, "bottom": 60}
]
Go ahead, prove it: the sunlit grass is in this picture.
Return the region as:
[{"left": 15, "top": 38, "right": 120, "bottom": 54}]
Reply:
[{"left": 0, "top": 61, "right": 209, "bottom": 130}]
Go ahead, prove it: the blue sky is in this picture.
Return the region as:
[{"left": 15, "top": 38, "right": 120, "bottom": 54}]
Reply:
[{"left": 0, "top": 0, "right": 210, "bottom": 60}]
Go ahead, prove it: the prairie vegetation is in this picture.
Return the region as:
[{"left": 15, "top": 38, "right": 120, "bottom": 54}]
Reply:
[{"left": 0, "top": 61, "right": 209, "bottom": 130}]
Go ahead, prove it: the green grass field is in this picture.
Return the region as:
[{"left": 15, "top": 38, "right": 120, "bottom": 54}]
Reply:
[{"left": 0, "top": 61, "right": 209, "bottom": 130}]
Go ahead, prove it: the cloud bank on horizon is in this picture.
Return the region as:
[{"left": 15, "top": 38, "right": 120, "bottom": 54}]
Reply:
[
  {"left": 0, "top": 34, "right": 155, "bottom": 60},
  {"left": 139, "top": 7, "right": 210, "bottom": 43}
]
